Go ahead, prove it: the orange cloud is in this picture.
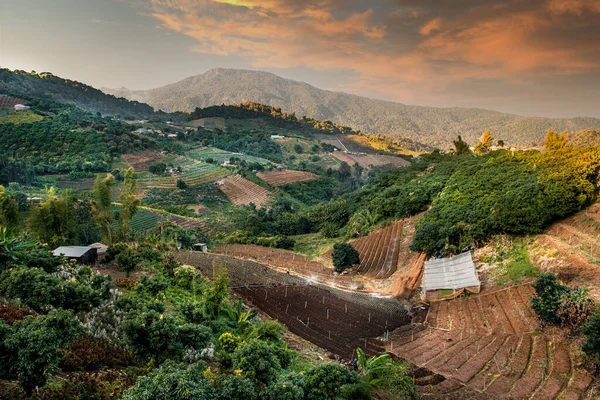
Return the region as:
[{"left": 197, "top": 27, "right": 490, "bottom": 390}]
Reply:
[{"left": 135, "top": 0, "right": 600, "bottom": 106}]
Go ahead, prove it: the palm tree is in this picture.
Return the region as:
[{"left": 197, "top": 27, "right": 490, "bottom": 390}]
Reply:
[{"left": 0, "top": 226, "right": 34, "bottom": 272}]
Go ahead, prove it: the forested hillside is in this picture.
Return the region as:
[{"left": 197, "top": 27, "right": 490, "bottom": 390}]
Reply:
[
  {"left": 0, "top": 69, "right": 155, "bottom": 118},
  {"left": 103, "top": 68, "right": 600, "bottom": 149}
]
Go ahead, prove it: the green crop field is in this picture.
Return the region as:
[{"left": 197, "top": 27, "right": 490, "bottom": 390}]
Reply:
[
  {"left": 136, "top": 171, "right": 175, "bottom": 189},
  {"left": 180, "top": 163, "right": 230, "bottom": 186}
]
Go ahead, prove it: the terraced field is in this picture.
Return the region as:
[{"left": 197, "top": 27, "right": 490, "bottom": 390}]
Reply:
[
  {"left": 188, "top": 147, "right": 273, "bottom": 166},
  {"left": 331, "top": 151, "right": 411, "bottom": 169},
  {"left": 256, "top": 169, "right": 318, "bottom": 186},
  {"left": 217, "top": 175, "right": 272, "bottom": 206},
  {"left": 179, "top": 163, "right": 230, "bottom": 186},
  {"left": 128, "top": 208, "right": 164, "bottom": 232},
  {"left": 0, "top": 94, "right": 26, "bottom": 108},
  {"left": 531, "top": 203, "right": 600, "bottom": 301},
  {"left": 350, "top": 221, "right": 405, "bottom": 278},
  {"left": 136, "top": 172, "right": 175, "bottom": 189},
  {"left": 388, "top": 285, "right": 597, "bottom": 399}
]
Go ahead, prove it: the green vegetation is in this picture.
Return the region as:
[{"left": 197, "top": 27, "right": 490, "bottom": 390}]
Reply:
[
  {"left": 332, "top": 243, "right": 360, "bottom": 273},
  {"left": 0, "top": 110, "right": 44, "bottom": 125},
  {"left": 531, "top": 273, "right": 595, "bottom": 334}
]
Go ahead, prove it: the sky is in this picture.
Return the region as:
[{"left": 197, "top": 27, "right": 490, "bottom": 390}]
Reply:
[{"left": 1, "top": 0, "right": 599, "bottom": 118}]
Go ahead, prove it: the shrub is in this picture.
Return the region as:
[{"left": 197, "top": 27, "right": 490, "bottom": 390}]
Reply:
[
  {"left": 265, "top": 373, "right": 305, "bottom": 400},
  {"left": 232, "top": 339, "right": 282, "bottom": 384},
  {"left": 582, "top": 309, "right": 600, "bottom": 370},
  {"left": 0, "top": 304, "right": 35, "bottom": 326},
  {"left": 5, "top": 309, "right": 84, "bottom": 395},
  {"left": 60, "top": 336, "right": 134, "bottom": 372},
  {"left": 303, "top": 363, "right": 360, "bottom": 400},
  {"left": 114, "top": 278, "right": 139, "bottom": 290},
  {"left": 176, "top": 179, "right": 187, "bottom": 190},
  {"left": 215, "top": 375, "right": 257, "bottom": 400},
  {"left": 37, "top": 370, "right": 137, "bottom": 400},
  {"left": 148, "top": 162, "right": 166, "bottom": 175},
  {"left": 122, "top": 361, "right": 214, "bottom": 400},
  {"left": 332, "top": 243, "right": 360, "bottom": 273}
]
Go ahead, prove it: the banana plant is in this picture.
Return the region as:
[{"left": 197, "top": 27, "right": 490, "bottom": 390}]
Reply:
[
  {"left": 221, "top": 300, "right": 258, "bottom": 331},
  {"left": 0, "top": 227, "right": 34, "bottom": 272},
  {"left": 356, "top": 347, "right": 393, "bottom": 387}
]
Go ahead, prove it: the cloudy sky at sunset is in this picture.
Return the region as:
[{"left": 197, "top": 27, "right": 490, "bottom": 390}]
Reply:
[{"left": 1, "top": 0, "right": 599, "bottom": 117}]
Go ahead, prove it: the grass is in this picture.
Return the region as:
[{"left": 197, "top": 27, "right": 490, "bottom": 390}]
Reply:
[
  {"left": 0, "top": 110, "right": 44, "bottom": 125},
  {"left": 291, "top": 233, "right": 338, "bottom": 259},
  {"left": 494, "top": 240, "right": 539, "bottom": 285}
]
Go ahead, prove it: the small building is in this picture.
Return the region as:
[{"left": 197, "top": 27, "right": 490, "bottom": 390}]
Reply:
[
  {"left": 167, "top": 133, "right": 178, "bottom": 139},
  {"left": 52, "top": 246, "right": 98, "bottom": 264},
  {"left": 421, "top": 252, "right": 480, "bottom": 301},
  {"left": 193, "top": 243, "right": 208, "bottom": 253},
  {"left": 14, "top": 104, "right": 30, "bottom": 111},
  {"left": 270, "top": 135, "right": 285, "bottom": 140},
  {"left": 88, "top": 242, "right": 108, "bottom": 261}
]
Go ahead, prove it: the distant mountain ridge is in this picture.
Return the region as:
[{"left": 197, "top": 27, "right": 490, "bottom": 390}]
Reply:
[{"left": 102, "top": 68, "right": 600, "bottom": 149}]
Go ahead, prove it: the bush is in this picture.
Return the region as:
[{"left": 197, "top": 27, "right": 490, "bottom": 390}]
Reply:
[
  {"left": 582, "top": 309, "right": 600, "bottom": 370},
  {"left": 332, "top": 243, "right": 360, "bottom": 273},
  {"left": 293, "top": 144, "right": 304, "bottom": 154},
  {"left": 303, "top": 363, "right": 360, "bottom": 400},
  {"left": 60, "top": 336, "right": 134, "bottom": 372},
  {"left": 232, "top": 339, "right": 282, "bottom": 384},
  {"left": 0, "top": 304, "right": 35, "bottom": 326},
  {"left": 37, "top": 370, "right": 137, "bottom": 400},
  {"left": 176, "top": 179, "right": 187, "bottom": 190},
  {"left": 148, "top": 162, "right": 166, "bottom": 175},
  {"left": 531, "top": 273, "right": 595, "bottom": 333}
]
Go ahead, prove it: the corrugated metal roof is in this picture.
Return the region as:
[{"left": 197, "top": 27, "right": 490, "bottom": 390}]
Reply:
[
  {"left": 52, "top": 246, "right": 93, "bottom": 258},
  {"left": 422, "top": 252, "right": 480, "bottom": 291}
]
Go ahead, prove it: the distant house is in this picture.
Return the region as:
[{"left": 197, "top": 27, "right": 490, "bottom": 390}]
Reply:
[
  {"left": 270, "top": 135, "right": 285, "bottom": 140},
  {"left": 52, "top": 246, "right": 98, "bottom": 264},
  {"left": 14, "top": 104, "right": 31, "bottom": 111},
  {"left": 421, "top": 252, "right": 480, "bottom": 301},
  {"left": 167, "top": 133, "right": 178, "bottom": 139}
]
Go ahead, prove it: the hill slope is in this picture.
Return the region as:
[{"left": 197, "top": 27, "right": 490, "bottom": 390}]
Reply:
[
  {"left": 0, "top": 69, "right": 155, "bottom": 118},
  {"left": 103, "top": 68, "right": 600, "bottom": 149}
]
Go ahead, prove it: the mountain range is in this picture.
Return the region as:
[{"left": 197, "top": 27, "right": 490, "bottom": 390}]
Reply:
[{"left": 103, "top": 68, "right": 600, "bottom": 149}]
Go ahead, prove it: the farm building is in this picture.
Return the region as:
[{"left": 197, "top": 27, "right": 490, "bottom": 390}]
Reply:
[
  {"left": 14, "top": 104, "right": 31, "bottom": 111},
  {"left": 270, "top": 135, "right": 285, "bottom": 139},
  {"left": 52, "top": 246, "right": 98, "bottom": 264},
  {"left": 421, "top": 252, "right": 480, "bottom": 301},
  {"left": 88, "top": 242, "right": 108, "bottom": 261}
]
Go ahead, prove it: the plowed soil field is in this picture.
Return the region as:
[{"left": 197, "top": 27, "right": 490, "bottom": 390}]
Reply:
[
  {"left": 217, "top": 175, "right": 272, "bottom": 206},
  {"left": 256, "top": 170, "right": 318, "bottom": 186},
  {"left": 388, "top": 284, "right": 597, "bottom": 399}
]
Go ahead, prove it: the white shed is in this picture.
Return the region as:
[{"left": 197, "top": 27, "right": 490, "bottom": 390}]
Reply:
[{"left": 421, "top": 252, "right": 480, "bottom": 301}]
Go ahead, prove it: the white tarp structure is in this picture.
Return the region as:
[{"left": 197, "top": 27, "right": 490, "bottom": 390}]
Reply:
[{"left": 422, "top": 252, "right": 481, "bottom": 301}]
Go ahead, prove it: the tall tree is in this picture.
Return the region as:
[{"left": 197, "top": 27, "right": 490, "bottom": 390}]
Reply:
[
  {"left": 474, "top": 130, "right": 493, "bottom": 154},
  {"left": 544, "top": 129, "right": 569, "bottom": 151},
  {"left": 93, "top": 174, "right": 115, "bottom": 245},
  {"left": 118, "top": 167, "right": 139, "bottom": 241},
  {"left": 452, "top": 136, "right": 471, "bottom": 155},
  {"left": 0, "top": 185, "right": 19, "bottom": 229},
  {"left": 29, "top": 188, "right": 77, "bottom": 246}
]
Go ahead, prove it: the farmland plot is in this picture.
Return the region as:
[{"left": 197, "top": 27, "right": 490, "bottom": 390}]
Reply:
[
  {"left": 256, "top": 169, "right": 318, "bottom": 186},
  {"left": 176, "top": 251, "right": 410, "bottom": 359},
  {"left": 388, "top": 285, "right": 597, "bottom": 399},
  {"left": 122, "top": 150, "right": 165, "bottom": 171},
  {"left": 179, "top": 163, "right": 230, "bottom": 186},
  {"left": 217, "top": 175, "right": 272, "bottom": 206},
  {"left": 188, "top": 146, "right": 273, "bottom": 166},
  {"left": 332, "top": 151, "right": 410, "bottom": 169}
]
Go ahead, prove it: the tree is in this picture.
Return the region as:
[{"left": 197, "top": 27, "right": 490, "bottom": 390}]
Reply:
[
  {"left": 93, "top": 174, "right": 115, "bottom": 245},
  {"left": 0, "top": 186, "right": 19, "bottom": 229},
  {"left": 474, "top": 130, "right": 493, "bottom": 154},
  {"left": 118, "top": 167, "right": 139, "bottom": 241},
  {"left": 204, "top": 267, "right": 230, "bottom": 318},
  {"left": 115, "top": 248, "right": 139, "bottom": 278},
  {"left": 5, "top": 309, "right": 83, "bottom": 395},
  {"left": 176, "top": 179, "right": 187, "bottom": 190},
  {"left": 497, "top": 140, "right": 505, "bottom": 148},
  {"left": 544, "top": 129, "right": 569, "bottom": 151},
  {"left": 148, "top": 162, "right": 167, "bottom": 175},
  {"left": 452, "top": 135, "right": 471, "bottom": 155},
  {"left": 0, "top": 227, "right": 34, "bottom": 272},
  {"left": 332, "top": 243, "right": 360, "bottom": 273},
  {"left": 293, "top": 144, "right": 304, "bottom": 154},
  {"left": 28, "top": 188, "right": 77, "bottom": 246}
]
